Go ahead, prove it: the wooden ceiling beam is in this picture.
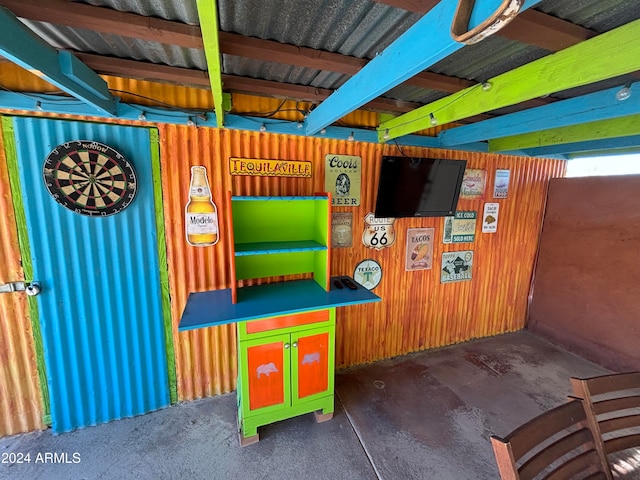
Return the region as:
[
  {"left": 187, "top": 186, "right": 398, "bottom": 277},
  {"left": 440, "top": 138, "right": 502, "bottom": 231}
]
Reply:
[
  {"left": 1, "top": 0, "right": 480, "bottom": 95},
  {"left": 498, "top": 9, "right": 597, "bottom": 51},
  {"left": 76, "top": 52, "right": 211, "bottom": 87},
  {"left": 371, "top": 0, "right": 439, "bottom": 15},
  {"left": 75, "top": 52, "right": 420, "bottom": 114},
  {"left": 0, "top": 0, "right": 203, "bottom": 49}
]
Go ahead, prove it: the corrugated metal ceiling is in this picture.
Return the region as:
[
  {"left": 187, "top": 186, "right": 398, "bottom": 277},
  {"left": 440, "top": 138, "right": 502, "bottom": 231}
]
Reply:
[{"left": 6, "top": 0, "right": 640, "bottom": 118}]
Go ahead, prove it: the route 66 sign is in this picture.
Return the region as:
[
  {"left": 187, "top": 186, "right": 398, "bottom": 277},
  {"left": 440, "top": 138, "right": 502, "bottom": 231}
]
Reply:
[{"left": 362, "top": 212, "right": 396, "bottom": 250}]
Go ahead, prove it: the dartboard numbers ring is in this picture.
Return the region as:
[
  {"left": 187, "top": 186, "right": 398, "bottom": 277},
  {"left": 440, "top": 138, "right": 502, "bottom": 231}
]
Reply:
[{"left": 43, "top": 140, "right": 137, "bottom": 217}]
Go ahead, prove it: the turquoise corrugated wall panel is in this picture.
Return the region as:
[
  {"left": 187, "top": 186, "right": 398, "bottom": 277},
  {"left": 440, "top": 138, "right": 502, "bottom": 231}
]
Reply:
[{"left": 9, "top": 117, "right": 170, "bottom": 433}]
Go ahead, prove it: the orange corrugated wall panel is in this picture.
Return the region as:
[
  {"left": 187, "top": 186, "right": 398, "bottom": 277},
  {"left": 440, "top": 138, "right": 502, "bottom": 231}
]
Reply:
[
  {"left": 0, "top": 125, "right": 44, "bottom": 436},
  {"left": 158, "top": 125, "right": 565, "bottom": 399}
]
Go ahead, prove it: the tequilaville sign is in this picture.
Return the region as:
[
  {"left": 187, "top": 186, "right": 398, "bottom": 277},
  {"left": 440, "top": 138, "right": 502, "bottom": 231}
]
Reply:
[{"left": 229, "top": 158, "right": 312, "bottom": 178}]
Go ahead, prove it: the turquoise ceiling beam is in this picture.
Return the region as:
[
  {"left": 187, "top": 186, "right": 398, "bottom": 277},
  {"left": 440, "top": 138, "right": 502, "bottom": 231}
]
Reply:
[
  {"left": 522, "top": 134, "right": 640, "bottom": 158},
  {"left": 303, "top": 0, "right": 542, "bottom": 135},
  {"left": 0, "top": 91, "right": 490, "bottom": 151},
  {"left": 196, "top": 0, "right": 226, "bottom": 127},
  {"left": 0, "top": 5, "right": 117, "bottom": 116},
  {"left": 439, "top": 82, "right": 640, "bottom": 147},
  {"left": 381, "top": 17, "right": 640, "bottom": 142}
]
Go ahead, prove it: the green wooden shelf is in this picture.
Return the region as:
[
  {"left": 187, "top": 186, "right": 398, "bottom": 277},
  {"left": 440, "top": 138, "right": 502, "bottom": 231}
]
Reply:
[{"left": 235, "top": 240, "right": 327, "bottom": 256}]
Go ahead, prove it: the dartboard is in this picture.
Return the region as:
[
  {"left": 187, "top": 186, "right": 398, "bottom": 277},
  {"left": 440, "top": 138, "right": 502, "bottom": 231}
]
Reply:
[{"left": 43, "top": 140, "right": 137, "bottom": 217}]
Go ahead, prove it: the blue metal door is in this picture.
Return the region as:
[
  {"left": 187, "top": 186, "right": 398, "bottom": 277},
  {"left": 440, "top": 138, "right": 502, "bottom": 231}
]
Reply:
[{"left": 8, "top": 117, "right": 170, "bottom": 433}]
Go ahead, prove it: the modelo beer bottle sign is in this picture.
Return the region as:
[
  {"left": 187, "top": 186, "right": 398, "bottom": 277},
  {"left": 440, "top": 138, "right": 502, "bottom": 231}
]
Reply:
[{"left": 185, "top": 165, "right": 219, "bottom": 246}]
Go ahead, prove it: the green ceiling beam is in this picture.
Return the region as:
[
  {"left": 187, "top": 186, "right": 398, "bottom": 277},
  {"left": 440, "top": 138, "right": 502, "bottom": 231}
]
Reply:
[
  {"left": 489, "top": 114, "right": 640, "bottom": 152},
  {"left": 196, "top": 0, "right": 226, "bottom": 127},
  {"left": 379, "top": 17, "right": 640, "bottom": 142}
]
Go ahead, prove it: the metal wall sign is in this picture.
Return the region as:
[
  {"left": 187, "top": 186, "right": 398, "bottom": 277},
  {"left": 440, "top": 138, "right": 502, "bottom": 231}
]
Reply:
[
  {"left": 331, "top": 212, "right": 352, "bottom": 248},
  {"left": 441, "top": 251, "right": 473, "bottom": 283},
  {"left": 443, "top": 211, "right": 477, "bottom": 243},
  {"left": 482, "top": 203, "right": 500, "bottom": 233},
  {"left": 362, "top": 212, "right": 396, "bottom": 250},
  {"left": 460, "top": 168, "right": 486, "bottom": 199},
  {"left": 324, "top": 154, "right": 361, "bottom": 206},
  {"left": 229, "top": 157, "right": 312, "bottom": 177},
  {"left": 43, "top": 140, "right": 137, "bottom": 217},
  {"left": 353, "top": 259, "right": 382, "bottom": 290},
  {"left": 494, "top": 169, "right": 511, "bottom": 198},
  {"left": 405, "top": 228, "right": 434, "bottom": 271}
]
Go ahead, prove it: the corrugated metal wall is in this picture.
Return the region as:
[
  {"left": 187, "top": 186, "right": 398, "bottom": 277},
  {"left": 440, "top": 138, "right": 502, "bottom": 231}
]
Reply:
[
  {"left": 0, "top": 126, "right": 44, "bottom": 436},
  {"left": 6, "top": 118, "right": 171, "bottom": 433},
  {"left": 0, "top": 66, "right": 566, "bottom": 412},
  {"left": 158, "top": 125, "right": 565, "bottom": 400}
]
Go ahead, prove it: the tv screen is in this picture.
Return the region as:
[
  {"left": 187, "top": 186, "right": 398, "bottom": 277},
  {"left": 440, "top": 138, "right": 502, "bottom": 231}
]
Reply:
[{"left": 374, "top": 156, "right": 467, "bottom": 218}]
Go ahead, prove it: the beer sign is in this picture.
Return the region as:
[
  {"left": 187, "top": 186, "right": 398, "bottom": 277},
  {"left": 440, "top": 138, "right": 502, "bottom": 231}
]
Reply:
[
  {"left": 362, "top": 213, "right": 396, "bottom": 250},
  {"left": 324, "top": 154, "right": 361, "bottom": 206}
]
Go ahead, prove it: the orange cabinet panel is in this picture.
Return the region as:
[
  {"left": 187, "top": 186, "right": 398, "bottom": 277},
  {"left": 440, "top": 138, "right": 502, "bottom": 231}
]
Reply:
[
  {"left": 295, "top": 331, "right": 330, "bottom": 400},
  {"left": 246, "top": 340, "right": 286, "bottom": 411}
]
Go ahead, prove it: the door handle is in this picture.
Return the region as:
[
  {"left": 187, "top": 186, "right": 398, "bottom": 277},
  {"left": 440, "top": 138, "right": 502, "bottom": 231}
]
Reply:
[{"left": 0, "top": 281, "right": 41, "bottom": 296}]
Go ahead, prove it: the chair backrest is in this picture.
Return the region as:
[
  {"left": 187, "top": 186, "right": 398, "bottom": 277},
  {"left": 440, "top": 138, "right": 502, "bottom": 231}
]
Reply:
[
  {"left": 571, "top": 372, "right": 640, "bottom": 456},
  {"left": 490, "top": 399, "right": 612, "bottom": 480}
]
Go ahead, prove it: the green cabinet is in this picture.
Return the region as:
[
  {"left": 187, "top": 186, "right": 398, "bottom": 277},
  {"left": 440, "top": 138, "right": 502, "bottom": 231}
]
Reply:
[
  {"left": 177, "top": 194, "right": 381, "bottom": 445},
  {"left": 236, "top": 309, "right": 335, "bottom": 445}
]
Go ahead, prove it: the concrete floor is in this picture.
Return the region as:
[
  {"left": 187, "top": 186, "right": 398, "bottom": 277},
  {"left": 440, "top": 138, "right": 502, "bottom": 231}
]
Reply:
[{"left": 1, "top": 331, "right": 636, "bottom": 480}]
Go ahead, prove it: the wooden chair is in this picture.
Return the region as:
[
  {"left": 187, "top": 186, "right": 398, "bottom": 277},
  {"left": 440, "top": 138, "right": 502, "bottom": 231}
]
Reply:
[
  {"left": 571, "top": 372, "right": 640, "bottom": 463},
  {"left": 490, "top": 398, "right": 612, "bottom": 480}
]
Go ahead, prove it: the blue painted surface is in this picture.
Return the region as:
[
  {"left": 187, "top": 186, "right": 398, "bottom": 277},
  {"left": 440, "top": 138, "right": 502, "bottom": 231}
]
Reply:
[
  {"left": 304, "top": 0, "right": 543, "bottom": 135},
  {"left": 440, "top": 82, "right": 640, "bottom": 147},
  {"left": 522, "top": 134, "right": 640, "bottom": 157},
  {"left": 0, "top": 92, "right": 492, "bottom": 152},
  {"left": 235, "top": 240, "right": 326, "bottom": 256},
  {"left": 0, "top": 8, "right": 116, "bottom": 115},
  {"left": 11, "top": 117, "right": 170, "bottom": 433},
  {"left": 232, "top": 195, "right": 327, "bottom": 201},
  {"left": 178, "top": 277, "right": 381, "bottom": 331}
]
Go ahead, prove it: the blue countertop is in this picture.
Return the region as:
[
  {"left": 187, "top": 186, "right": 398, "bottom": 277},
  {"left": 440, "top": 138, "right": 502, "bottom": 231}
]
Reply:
[{"left": 178, "top": 276, "right": 380, "bottom": 331}]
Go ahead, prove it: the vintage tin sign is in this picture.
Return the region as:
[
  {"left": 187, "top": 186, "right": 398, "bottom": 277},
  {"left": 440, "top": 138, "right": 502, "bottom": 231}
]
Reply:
[
  {"left": 482, "top": 203, "right": 500, "bottom": 233},
  {"left": 362, "top": 212, "right": 396, "bottom": 250},
  {"left": 405, "top": 228, "right": 434, "bottom": 271},
  {"left": 443, "top": 211, "right": 477, "bottom": 244},
  {"left": 331, "top": 212, "right": 353, "bottom": 248},
  {"left": 229, "top": 157, "right": 312, "bottom": 178},
  {"left": 441, "top": 251, "right": 473, "bottom": 283},
  {"left": 460, "top": 169, "right": 486, "bottom": 199},
  {"left": 493, "top": 169, "right": 511, "bottom": 198},
  {"left": 353, "top": 259, "right": 383, "bottom": 290},
  {"left": 325, "top": 154, "right": 361, "bottom": 206}
]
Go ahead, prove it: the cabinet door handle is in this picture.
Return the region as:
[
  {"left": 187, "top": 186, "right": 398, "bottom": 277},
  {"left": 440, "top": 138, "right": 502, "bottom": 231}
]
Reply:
[
  {"left": 284, "top": 343, "right": 290, "bottom": 349},
  {"left": 292, "top": 342, "right": 298, "bottom": 348}
]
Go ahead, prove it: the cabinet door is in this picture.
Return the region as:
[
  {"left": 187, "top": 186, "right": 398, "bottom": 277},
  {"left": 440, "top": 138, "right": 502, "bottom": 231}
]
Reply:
[
  {"left": 239, "top": 333, "right": 290, "bottom": 415},
  {"left": 291, "top": 326, "right": 334, "bottom": 405}
]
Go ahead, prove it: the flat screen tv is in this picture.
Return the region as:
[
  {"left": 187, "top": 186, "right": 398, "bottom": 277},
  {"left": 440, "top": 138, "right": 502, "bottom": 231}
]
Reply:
[{"left": 374, "top": 156, "right": 467, "bottom": 218}]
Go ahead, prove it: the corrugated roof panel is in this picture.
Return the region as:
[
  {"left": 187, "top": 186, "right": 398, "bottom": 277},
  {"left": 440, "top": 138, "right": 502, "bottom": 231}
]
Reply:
[
  {"left": 222, "top": 56, "right": 322, "bottom": 87},
  {"left": 431, "top": 37, "right": 549, "bottom": 83},
  {"left": 80, "top": 0, "right": 199, "bottom": 25},
  {"left": 217, "top": 0, "right": 419, "bottom": 59},
  {"left": 537, "top": 0, "right": 640, "bottom": 32},
  {"left": 19, "top": 20, "right": 206, "bottom": 70}
]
